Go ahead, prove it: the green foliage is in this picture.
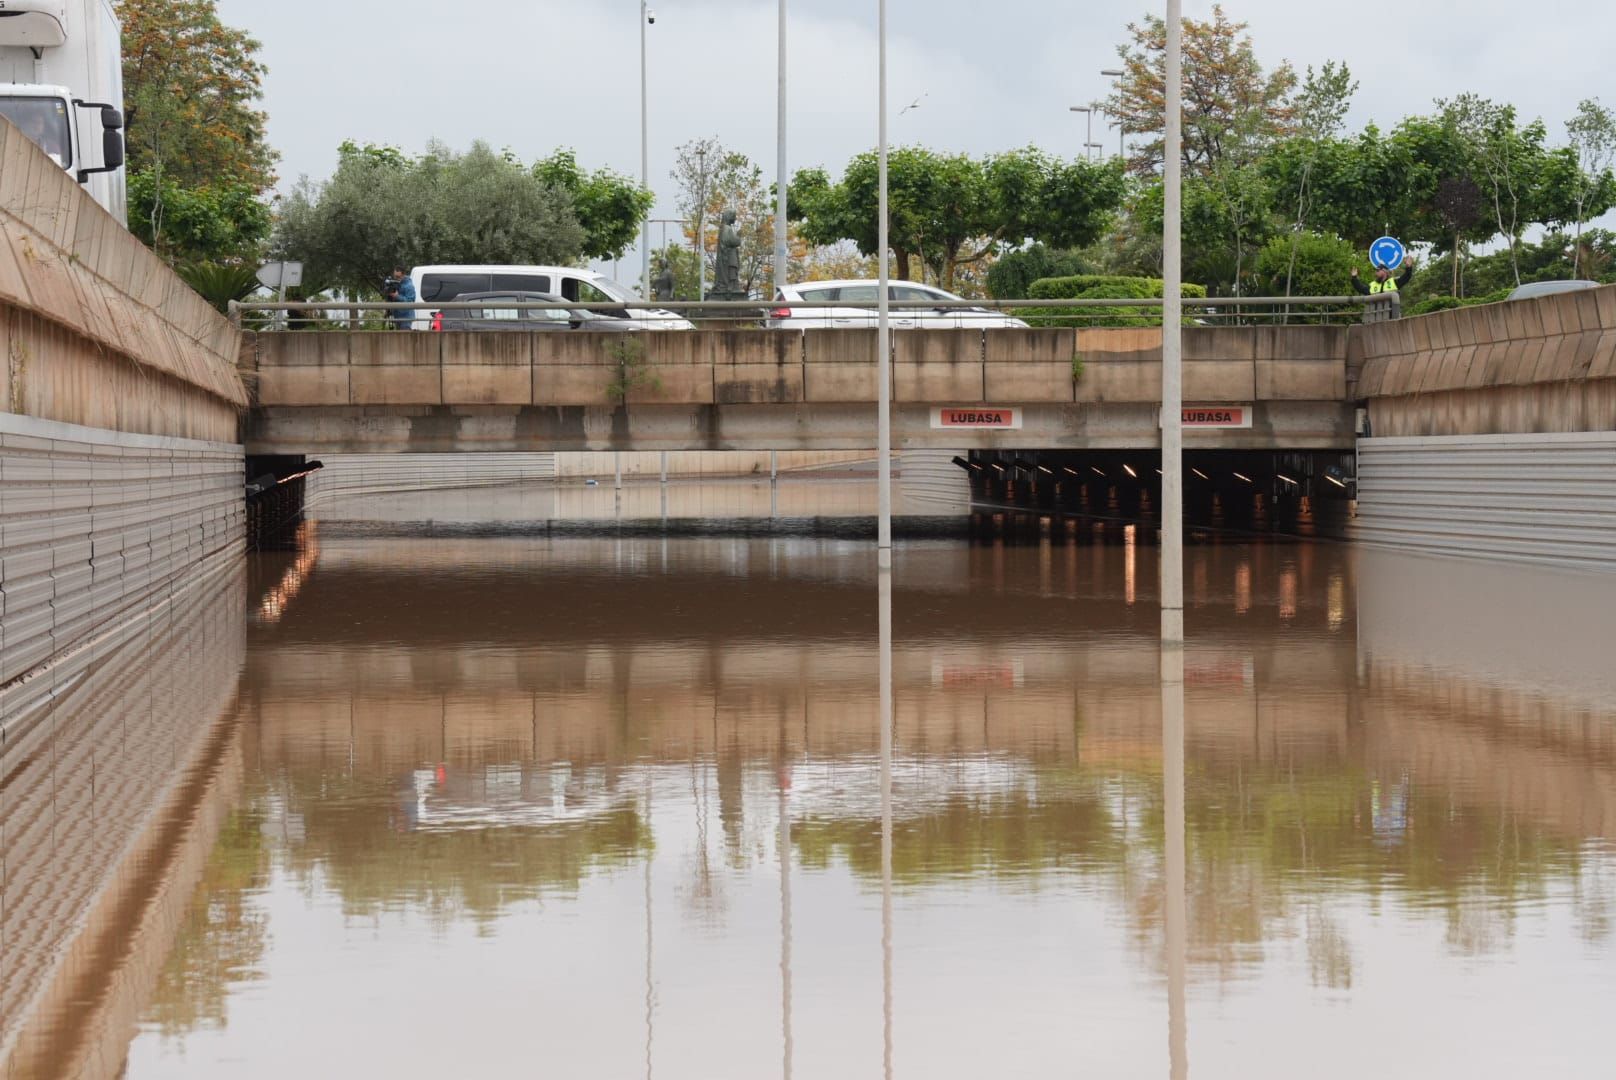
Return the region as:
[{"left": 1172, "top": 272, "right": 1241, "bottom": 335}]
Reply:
[
  {"left": 275, "top": 140, "right": 585, "bottom": 297},
  {"left": 129, "top": 170, "right": 272, "bottom": 265},
  {"left": 603, "top": 338, "right": 661, "bottom": 403},
  {"left": 532, "top": 149, "right": 654, "bottom": 262},
  {"left": 177, "top": 261, "right": 263, "bottom": 313},
  {"left": 1403, "top": 290, "right": 1511, "bottom": 317},
  {"left": 1251, "top": 231, "right": 1360, "bottom": 297},
  {"left": 1028, "top": 275, "right": 1209, "bottom": 300},
  {"left": 789, "top": 147, "right": 1126, "bottom": 290},
  {"left": 986, "top": 245, "right": 1092, "bottom": 299},
  {"left": 1027, "top": 274, "right": 1207, "bottom": 327},
  {"left": 117, "top": 0, "right": 276, "bottom": 192}
]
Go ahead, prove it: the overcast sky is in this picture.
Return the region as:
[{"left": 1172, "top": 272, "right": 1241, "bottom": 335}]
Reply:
[{"left": 216, "top": 0, "right": 1612, "bottom": 276}]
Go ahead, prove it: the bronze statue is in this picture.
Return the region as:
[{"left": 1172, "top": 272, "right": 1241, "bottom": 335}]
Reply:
[
  {"left": 711, "top": 208, "right": 743, "bottom": 297},
  {"left": 651, "top": 259, "right": 675, "bottom": 302}
]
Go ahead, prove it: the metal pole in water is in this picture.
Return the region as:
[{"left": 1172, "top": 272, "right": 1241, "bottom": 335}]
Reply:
[
  {"left": 616, "top": 451, "right": 623, "bottom": 491},
  {"left": 876, "top": 0, "right": 892, "bottom": 569},
  {"left": 878, "top": 563, "right": 894, "bottom": 1080},
  {"left": 1162, "top": 645, "right": 1188, "bottom": 1080},
  {"left": 1160, "top": 0, "right": 1185, "bottom": 645},
  {"left": 660, "top": 450, "right": 668, "bottom": 486}
]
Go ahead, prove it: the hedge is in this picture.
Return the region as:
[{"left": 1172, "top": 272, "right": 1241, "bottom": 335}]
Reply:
[{"left": 1025, "top": 275, "right": 1208, "bottom": 327}]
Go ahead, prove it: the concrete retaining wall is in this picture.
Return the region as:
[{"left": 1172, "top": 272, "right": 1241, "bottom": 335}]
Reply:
[
  {"left": 1358, "top": 285, "right": 1616, "bottom": 437},
  {"left": 1354, "top": 432, "right": 1616, "bottom": 570},
  {"left": 0, "top": 414, "right": 244, "bottom": 737}
]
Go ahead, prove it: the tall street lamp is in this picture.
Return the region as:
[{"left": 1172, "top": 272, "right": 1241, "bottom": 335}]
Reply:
[
  {"left": 876, "top": 0, "right": 891, "bottom": 565},
  {"left": 640, "top": 1, "right": 654, "bottom": 300},
  {"left": 1069, "top": 106, "right": 1094, "bottom": 160},
  {"left": 775, "top": 0, "right": 789, "bottom": 297},
  {"left": 1160, "top": 6, "right": 1184, "bottom": 644},
  {"left": 1101, "top": 68, "right": 1126, "bottom": 160}
]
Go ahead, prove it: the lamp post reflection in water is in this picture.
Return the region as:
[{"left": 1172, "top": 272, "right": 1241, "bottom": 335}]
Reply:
[
  {"left": 879, "top": 563, "right": 895, "bottom": 1080},
  {"left": 1162, "top": 644, "right": 1188, "bottom": 1080},
  {"left": 780, "top": 767, "right": 793, "bottom": 1080}
]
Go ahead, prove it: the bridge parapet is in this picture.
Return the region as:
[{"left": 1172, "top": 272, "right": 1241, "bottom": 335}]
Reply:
[
  {"left": 243, "top": 325, "right": 1350, "bottom": 410},
  {"left": 0, "top": 117, "right": 244, "bottom": 439}
]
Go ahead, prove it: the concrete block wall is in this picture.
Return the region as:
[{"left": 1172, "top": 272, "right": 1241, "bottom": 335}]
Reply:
[
  {"left": 0, "top": 553, "right": 243, "bottom": 1071},
  {"left": 1357, "top": 285, "right": 1616, "bottom": 436},
  {"left": 0, "top": 414, "right": 244, "bottom": 741}
]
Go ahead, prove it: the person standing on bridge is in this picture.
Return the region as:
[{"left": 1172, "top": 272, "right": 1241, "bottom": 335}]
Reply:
[
  {"left": 385, "top": 266, "right": 417, "bottom": 330},
  {"left": 1351, "top": 261, "right": 1413, "bottom": 296}
]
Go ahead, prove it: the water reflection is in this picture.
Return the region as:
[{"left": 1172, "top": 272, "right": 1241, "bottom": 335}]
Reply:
[{"left": 5, "top": 511, "right": 1616, "bottom": 1078}]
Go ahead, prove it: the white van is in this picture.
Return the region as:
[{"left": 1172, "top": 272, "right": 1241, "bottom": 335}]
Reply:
[{"left": 409, "top": 265, "right": 693, "bottom": 330}]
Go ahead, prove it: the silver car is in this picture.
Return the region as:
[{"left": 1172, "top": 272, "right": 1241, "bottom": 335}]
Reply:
[{"left": 767, "top": 279, "right": 1028, "bottom": 329}]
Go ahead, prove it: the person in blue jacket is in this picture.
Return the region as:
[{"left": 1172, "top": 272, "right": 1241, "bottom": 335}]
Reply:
[{"left": 385, "top": 266, "right": 417, "bottom": 329}]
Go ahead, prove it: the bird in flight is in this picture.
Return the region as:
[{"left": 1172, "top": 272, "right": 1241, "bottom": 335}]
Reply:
[{"left": 900, "top": 93, "right": 927, "bottom": 115}]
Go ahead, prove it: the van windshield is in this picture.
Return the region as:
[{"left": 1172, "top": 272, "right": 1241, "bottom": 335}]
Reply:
[{"left": 0, "top": 97, "right": 72, "bottom": 167}]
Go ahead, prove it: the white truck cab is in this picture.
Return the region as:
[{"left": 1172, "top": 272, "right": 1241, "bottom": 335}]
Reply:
[{"left": 0, "top": 0, "right": 127, "bottom": 223}]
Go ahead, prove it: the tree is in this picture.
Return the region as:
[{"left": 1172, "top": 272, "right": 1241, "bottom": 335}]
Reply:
[
  {"left": 275, "top": 141, "right": 584, "bottom": 297},
  {"left": 1565, "top": 99, "right": 1616, "bottom": 278},
  {"left": 118, "top": 0, "right": 276, "bottom": 260},
  {"left": 1106, "top": 4, "right": 1297, "bottom": 177},
  {"left": 1278, "top": 63, "right": 1358, "bottom": 298},
  {"left": 670, "top": 140, "right": 785, "bottom": 296},
  {"left": 986, "top": 244, "right": 1092, "bottom": 299},
  {"left": 128, "top": 172, "right": 272, "bottom": 265},
  {"left": 789, "top": 148, "right": 1124, "bottom": 290},
  {"left": 1252, "top": 231, "right": 1359, "bottom": 299},
  {"left": 532, "top": 150, "right": 653, "bottom": 263}
]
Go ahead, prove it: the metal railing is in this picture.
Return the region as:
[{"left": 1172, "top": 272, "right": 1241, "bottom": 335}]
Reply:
[{"left": 231, "top": 294, "right": 1396, "bottom": 331}]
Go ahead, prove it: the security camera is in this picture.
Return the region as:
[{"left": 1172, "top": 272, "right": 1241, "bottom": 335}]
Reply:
[{"left": 647, "top": 9, "right": 656, "bottom": 22}]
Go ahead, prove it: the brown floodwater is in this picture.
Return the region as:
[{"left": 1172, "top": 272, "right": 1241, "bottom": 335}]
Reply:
[{"left": 4, "top": 480, "right": 1616, "bottom": 1079}]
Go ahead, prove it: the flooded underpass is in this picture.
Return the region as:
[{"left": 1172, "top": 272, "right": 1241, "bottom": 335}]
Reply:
[{"left": 4, "top": 478, "right": 1615, "bottom": 1079}]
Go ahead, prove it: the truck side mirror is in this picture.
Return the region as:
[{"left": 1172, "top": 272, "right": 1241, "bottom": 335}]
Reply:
[
  {"left": 102, "top": 129, "right": 124, "bottom": 170},
  {"left": 101, "top": 107, "right": 124, "bottom": 131}
]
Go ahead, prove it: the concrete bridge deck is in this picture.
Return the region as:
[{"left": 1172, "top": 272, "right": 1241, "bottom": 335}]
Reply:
[{"left": 242, "top": 325, "right": 1353, "bottom": 453}]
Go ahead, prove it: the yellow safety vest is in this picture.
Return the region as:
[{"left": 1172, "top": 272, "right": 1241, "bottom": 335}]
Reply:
[{"left": 1369, "top": 277, "right": 1399, "bottom": 294}]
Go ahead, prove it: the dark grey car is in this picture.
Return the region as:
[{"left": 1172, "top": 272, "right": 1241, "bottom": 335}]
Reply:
[{"left": 432, "top": 292, "right": 645, "bottom": 332}]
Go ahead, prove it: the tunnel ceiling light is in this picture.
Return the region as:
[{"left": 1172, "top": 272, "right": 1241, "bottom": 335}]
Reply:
[
  {"left": 1038, "top": 465, "right": 1053, "bottom": 474},
  {"left": 1062, "top": 466, "right": 1078, "bottom": 475},
  {"left": 1233, "top": 471, "right": 1253, "bottom": 483},
  {"left": 1122, "top": 464, "right": 1138, "bottom": 478},
  {"left": 1191, "top": 468, "right": 1209, "bottom": 480},
  {"left": 1091, "top": 467, "right": 1106, "bottom": 476},
  {"left": 1325, "top": 474, "right": 1348, "bottom": 489},
  {"left": 1277, "top": 474, "right": 1298, "bottom": 485}
]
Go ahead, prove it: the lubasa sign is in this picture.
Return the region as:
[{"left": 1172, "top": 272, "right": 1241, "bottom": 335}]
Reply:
[
  {"left": 1181, "top": 405, "right": 1253, "bottom": 429},
  {"left": 932, "top": 407, "right": 1023, "bottom": 430}
]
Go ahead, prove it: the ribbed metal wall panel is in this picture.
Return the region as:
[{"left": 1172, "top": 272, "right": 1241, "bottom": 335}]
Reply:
[
  {"left": 0, "top": 415, "right": 244, "bottom": 737},
  {"left": 1354, "top": 433, "right": 1616, "bottom": 570},
  {"left": 899, "top": 449, "right": 973, "bottom": 511},
  {"left": 0, "top": 554, "right": 244, "bottom": 1066},
  {"left": 305, "top": 453, "right": 559, "bottom": 504}
]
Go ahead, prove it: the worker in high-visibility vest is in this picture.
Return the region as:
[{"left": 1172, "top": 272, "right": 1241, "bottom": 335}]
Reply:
[{"left": 1351, "top": 262, "right": 1413, "bottom": 295}]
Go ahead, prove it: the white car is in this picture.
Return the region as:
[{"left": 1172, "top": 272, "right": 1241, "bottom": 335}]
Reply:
[
  {"left": 767, "top": 280, "right": 1029, "bottom": 329},
  {"left": 409, "top": 265, "right": 694, "bottom": 330}
]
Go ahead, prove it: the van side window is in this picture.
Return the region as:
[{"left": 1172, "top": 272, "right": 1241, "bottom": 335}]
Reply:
[
  {"left": 576, "top": 281, "right": 616, "bottom": 304},
  {"left": 494, "top": 274, "right": 551, "bottom": 292},
  {"left": 422, "top": 274, "right": 492, "bottom": 302}
]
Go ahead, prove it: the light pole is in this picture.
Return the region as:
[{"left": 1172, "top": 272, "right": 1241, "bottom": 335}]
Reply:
[
  {"left": 1161, "top": 5, "right": 1184, "bottom": 644},
  {"left": 876, "top": 0, "right": 891, "bottom": 566},
  {"left": 696, "top": 146, "right": 707, "bottom": 300},
  {"left": 640, "top": 1, "right": 653, "bottom": 300},
  {"left": 1069, "top": 106, "right": 1094, "bottom": 160},
  {"left": 1101, "top": 68, "right": 1126, "bottom": 160},
  {"left": 1085, "top": 142, "right": 1105, "bottom": 159},
  {"left": 775, "top": 0, "right": 789, "bottom": 297}
]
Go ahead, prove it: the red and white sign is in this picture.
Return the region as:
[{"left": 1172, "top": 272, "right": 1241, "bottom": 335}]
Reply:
[
  {"left": 1181, "top": 405, "right": 1253, "bottom": 429},
  {"left": 931, "top": 658, "right": 1025, "bottom": 689},
  {"left": 932, "top": 406, "right": 1023, "bottom": 430}
]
